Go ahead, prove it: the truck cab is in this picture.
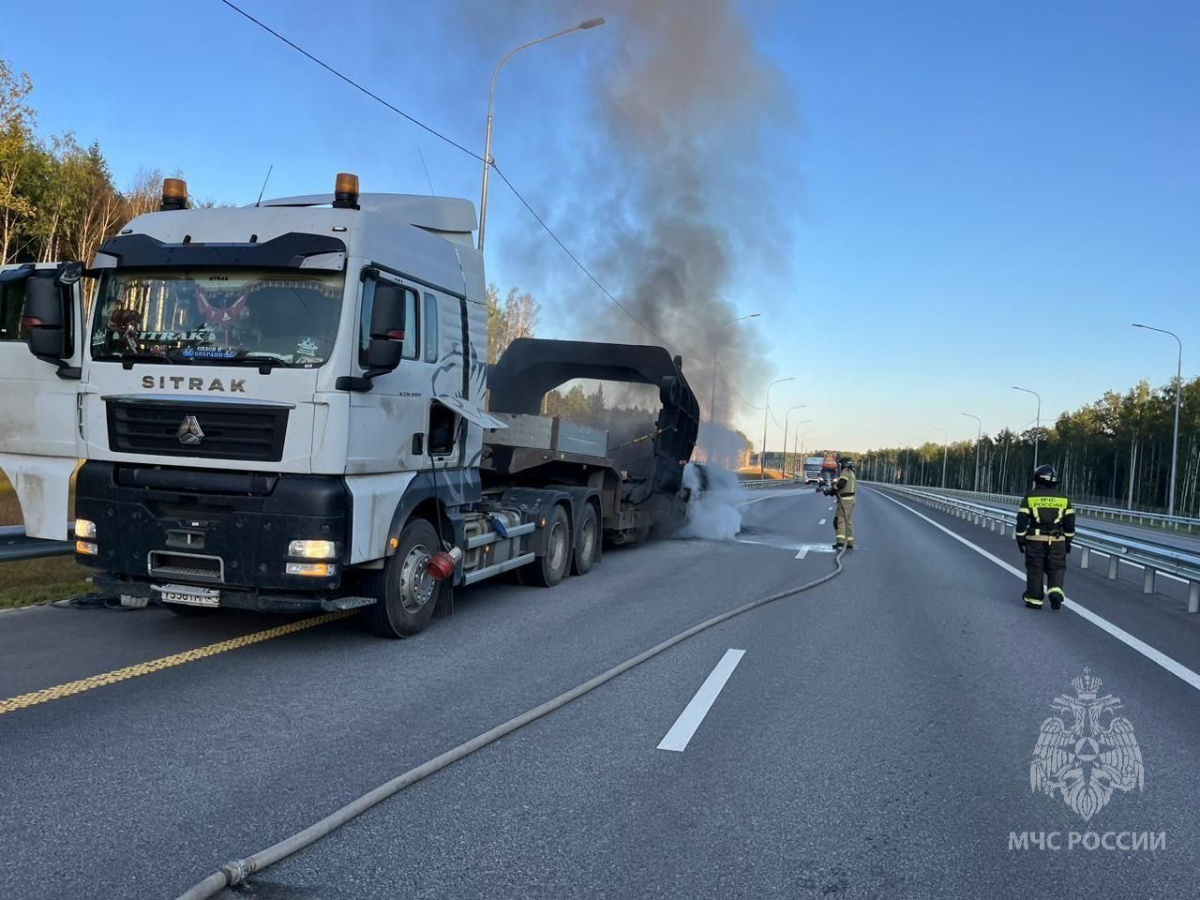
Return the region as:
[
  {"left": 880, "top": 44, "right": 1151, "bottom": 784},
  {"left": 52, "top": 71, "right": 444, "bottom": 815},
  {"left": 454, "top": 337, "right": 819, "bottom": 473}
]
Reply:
[{"left": 0, "top": 174, "right": 701, "bottom": 637}]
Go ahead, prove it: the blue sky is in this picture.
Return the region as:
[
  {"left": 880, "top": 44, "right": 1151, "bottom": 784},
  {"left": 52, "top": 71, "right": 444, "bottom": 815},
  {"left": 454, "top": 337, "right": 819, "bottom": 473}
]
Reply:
[{"left": 5, "top": 1, "right": 1197, "bottom": 454}]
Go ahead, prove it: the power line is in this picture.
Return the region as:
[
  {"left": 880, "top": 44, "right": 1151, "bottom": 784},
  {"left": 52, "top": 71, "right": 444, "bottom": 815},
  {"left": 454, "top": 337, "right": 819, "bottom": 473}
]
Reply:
[
  {"left": 487, "top": 165, "right": 670, "bottom": 347},
  {"left": 715, "top": 360, "right": 764, "bottom": 410},
  {"left": 219, "top": 0, "right": 673, "bottom": 351},
  {"left": 219, "top": 0, "right": 482, "bottom": 162}
]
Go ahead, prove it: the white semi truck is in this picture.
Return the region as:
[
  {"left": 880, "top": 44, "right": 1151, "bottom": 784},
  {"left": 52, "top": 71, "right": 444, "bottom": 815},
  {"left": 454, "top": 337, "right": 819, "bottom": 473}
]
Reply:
[{"left": 0, "top": 175, "right": 701, "bottom": 637}]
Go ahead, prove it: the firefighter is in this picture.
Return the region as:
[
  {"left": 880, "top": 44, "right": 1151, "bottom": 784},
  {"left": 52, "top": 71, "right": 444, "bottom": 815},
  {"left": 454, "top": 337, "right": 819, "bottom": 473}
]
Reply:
[
  {"left": 1015, "top": 464, "right": 1076, "bottom": 610},
  {"left": 828, "top": 456, "right": 856, "bottom": 549}
]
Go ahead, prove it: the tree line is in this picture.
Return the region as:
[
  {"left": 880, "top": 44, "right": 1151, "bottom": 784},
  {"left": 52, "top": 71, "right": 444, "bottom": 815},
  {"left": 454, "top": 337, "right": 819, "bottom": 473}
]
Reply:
[
  {"left": 0, "top": 60, "right": 204, "bottom": 275},
  {"left": 862, "top": 376, "right": 1200, "bottom": 514}
]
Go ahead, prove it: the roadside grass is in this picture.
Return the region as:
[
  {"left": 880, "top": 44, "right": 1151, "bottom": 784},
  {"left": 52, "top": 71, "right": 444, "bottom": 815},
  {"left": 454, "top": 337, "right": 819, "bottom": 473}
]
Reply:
[{"left": 0, "top": 473, "right": 94, "bottom": 609}]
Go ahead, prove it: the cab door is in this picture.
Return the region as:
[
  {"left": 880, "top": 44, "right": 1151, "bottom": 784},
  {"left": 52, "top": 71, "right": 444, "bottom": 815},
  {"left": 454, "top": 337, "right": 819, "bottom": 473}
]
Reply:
[{"left": 0, "top": 263, "right": 86, "bottom": 540}]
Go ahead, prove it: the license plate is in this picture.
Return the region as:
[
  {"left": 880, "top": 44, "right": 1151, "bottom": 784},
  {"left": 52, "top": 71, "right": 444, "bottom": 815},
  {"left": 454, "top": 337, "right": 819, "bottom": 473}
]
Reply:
[{"left": 153, "top": 584, "right": 221, "bottom": 608}]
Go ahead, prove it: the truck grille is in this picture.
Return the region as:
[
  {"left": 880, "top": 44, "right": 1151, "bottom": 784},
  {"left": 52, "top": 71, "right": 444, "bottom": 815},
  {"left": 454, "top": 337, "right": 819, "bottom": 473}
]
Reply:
[
  {"left": 106, "top": 398, "right": 288, "bottom": 462},
  {"left": 148, "top": 551, "right": 224, "bottom": 584}
]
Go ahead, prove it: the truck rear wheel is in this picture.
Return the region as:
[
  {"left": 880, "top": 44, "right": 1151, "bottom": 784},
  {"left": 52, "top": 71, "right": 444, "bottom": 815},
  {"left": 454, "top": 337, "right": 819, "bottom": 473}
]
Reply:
[
  {"left": 571, "top": 503, "right": 598, "bottom": 576},
  {"left": 362, "top": 519, "right": 443, "bottom": 638},
  {"left": 524, "top": 504, "right": 571, "bottom": 587}
]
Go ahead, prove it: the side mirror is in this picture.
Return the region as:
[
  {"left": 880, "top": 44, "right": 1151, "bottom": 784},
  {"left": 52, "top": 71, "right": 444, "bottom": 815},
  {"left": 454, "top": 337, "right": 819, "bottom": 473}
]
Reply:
[
  {"left": 366, "top": 338, "right": 402, "bottom": 371},
  {"left": 24, "top": 275, "right": 69, "bottom": 360},
  {"left": 369, "top": 281, "right": 407, "bottom": 343},
  {"left": 336, "top": 279, "right": 408, "bottom": 393}
]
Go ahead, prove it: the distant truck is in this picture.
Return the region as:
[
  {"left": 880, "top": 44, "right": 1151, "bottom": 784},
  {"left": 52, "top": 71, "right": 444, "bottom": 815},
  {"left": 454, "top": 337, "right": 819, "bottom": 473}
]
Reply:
[
  {"left": 0, "top": 173, "right": 703, "bottom": 638},
  {"left": 803, "top": 456, "right": 823, "bottom": 484}
]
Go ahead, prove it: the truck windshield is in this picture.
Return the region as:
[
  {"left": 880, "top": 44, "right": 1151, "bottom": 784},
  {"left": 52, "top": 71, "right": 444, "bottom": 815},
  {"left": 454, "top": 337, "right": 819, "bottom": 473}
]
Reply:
[{"left": 90, "top": 269, "right": 345, "bottom": 367}]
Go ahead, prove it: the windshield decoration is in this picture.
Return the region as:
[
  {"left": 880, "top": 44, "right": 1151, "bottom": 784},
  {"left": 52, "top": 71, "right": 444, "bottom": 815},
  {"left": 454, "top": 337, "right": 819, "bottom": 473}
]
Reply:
[{"left": 91, "top": 270, "right": 345, "bottom": 368}]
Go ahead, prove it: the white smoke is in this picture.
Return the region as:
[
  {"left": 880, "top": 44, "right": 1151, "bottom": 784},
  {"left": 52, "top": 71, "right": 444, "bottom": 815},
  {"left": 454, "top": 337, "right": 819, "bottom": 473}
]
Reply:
[{"left": 678, "top": 463, "right": 745, "bottom": 541}]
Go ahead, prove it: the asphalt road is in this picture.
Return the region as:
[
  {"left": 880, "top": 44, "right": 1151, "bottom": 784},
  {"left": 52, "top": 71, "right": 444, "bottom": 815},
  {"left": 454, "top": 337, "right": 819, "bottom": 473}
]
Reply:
[{"left": 1, "top": 485, "right": 1198, "bottom": 899}]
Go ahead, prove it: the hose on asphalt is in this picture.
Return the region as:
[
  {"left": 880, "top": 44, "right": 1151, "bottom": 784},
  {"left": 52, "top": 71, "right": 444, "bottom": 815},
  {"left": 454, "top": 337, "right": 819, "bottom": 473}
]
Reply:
[{"left": 175, "top": 545, "right": 848, "bottom": 899}]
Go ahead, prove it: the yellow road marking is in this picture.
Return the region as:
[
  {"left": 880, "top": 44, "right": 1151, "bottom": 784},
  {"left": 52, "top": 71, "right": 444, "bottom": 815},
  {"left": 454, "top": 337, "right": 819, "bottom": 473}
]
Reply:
[{"left": 0, "top": 610, "right": 355, "bottom": 718}]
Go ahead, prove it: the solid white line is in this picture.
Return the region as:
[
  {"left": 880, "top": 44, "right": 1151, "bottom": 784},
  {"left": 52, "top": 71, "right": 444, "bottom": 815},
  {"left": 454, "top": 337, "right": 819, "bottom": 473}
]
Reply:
[
  {"left": 875, "top": 491, "right": 1200, "bottom": 692},
  {"left": 796, "top": 548, "right": 809, "bottom": 560},
  {"left": 657, "top": 649, "right": 745, "bottom": 752}
]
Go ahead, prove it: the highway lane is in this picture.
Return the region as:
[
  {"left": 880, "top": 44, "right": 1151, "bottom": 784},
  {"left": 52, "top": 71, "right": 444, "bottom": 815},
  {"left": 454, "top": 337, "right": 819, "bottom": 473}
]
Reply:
[
  {"left": 222, "top": 488, "right": 1200, "bottom": 900},
  {"left": 0, "top": 488, "right": 837, "bottom": 899},
  {"left": 3, "top": 486, "right": 1199, "bottom": 898}
]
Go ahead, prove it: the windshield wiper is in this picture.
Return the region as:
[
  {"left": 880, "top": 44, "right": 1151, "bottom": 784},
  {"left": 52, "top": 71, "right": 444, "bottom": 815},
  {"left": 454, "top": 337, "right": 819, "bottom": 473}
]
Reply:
[{"left": 233, "top": 353, "right": 291, "bottom": 374}]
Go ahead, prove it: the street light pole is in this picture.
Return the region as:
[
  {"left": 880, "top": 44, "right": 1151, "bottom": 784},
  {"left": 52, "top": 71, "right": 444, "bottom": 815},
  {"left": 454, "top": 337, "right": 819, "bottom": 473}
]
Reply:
[
  {"left": 797, "top": 426, "right": 814, "bottom": 469},
  {"left": 1012, "top": 386, "right": 1042, "bottom": 472},
  {"left": 782, "top": 406, "right": 807, "bottom": 479},
  {"left": 478, "top": 17, "right": 605, "bottom": 252},
  {"left": 1133, "top": 323, "right": 1183, "bottom": 517},
  {"left": 709, "top": 312, "right": 761, "bottom": 425},
  {"left": 933, "top": 426, "right": 949, "bottom": 488},
  {"left": 962, "top": 412, "right": 982, "bottom": 492},
  {"left": 761, "top": 377, "right": 795, "bottom": 478}
]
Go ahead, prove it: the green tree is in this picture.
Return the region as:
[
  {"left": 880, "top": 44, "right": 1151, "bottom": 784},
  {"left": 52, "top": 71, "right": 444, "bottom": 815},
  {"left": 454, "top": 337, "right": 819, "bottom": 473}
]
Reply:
[{"left": 486, "top": 284, "right": 540, "bottom": 364}]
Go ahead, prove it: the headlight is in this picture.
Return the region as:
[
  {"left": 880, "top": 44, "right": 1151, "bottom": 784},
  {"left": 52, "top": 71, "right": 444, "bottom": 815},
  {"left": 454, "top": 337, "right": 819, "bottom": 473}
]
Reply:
[
  {"left": 75, "top": 518, "right": 97, "bottom": 539},
  {"left": 286, "top": 562, "right": 337, "bottom": 577},
  {"left": 288, "top": 539, "right": 339, "bottom": 559}
]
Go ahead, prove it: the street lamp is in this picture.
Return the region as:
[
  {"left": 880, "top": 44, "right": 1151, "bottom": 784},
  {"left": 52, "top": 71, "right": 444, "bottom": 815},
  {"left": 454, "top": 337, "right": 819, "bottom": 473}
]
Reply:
[
  {"left": 1133, "top": 323, "right": 1183, "bottom": 517},
  {"left": 782, "top": 406, "right": 807, "bottom": 478},
  {"left": 794, "top": 422, "right": 813, "bottom": 469},
  {"left": 932, "top": 426, "right": 949, "bottom": 488},
  {"left": 478, "top": 17, "right": 605, "bottom": 251},
  {"left": 761, "top": 377, "right": 795, "bottom": 478},
  {"left": 1012, "top": 386, "right": 1042, "bottom": 471},
  {"left": 962, "top": 412, "right": 982, "bottom": 492},
  {"left": 709, "top": 312, "right": 761, "bottom": 425}
]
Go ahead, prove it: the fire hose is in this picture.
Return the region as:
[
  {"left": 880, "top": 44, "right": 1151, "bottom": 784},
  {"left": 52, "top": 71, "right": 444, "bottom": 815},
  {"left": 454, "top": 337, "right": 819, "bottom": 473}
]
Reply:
[{"left": 176, "top": 545, "right": 847, "bottom": 899}]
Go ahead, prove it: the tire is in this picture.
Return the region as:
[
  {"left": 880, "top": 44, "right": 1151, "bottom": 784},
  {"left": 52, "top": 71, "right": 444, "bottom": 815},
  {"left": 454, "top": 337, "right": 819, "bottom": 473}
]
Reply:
[
  {"left": 524, "top": 504, "right": 571, "bottom": 588},
  {"left": 362, "top": 519, "right": 443, "bottom": 638},
  {"left": 570, "top": 503, "right": 599, "bottom": 576}
]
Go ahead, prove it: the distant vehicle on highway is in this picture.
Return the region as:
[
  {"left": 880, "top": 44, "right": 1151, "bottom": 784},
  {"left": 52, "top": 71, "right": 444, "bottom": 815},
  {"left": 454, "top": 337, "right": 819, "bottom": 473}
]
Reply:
[{"left": 803, "top": 456, "right": 823, "bottom": 484}]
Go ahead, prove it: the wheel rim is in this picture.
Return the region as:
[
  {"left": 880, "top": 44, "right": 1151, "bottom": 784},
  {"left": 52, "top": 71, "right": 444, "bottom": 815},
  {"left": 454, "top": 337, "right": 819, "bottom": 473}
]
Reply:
[
  {"left": 547, "top": 521, "right": 568, "bottom": 573},
  {"left": 398, "top": 542, "right": 436, "bottom": 614}
]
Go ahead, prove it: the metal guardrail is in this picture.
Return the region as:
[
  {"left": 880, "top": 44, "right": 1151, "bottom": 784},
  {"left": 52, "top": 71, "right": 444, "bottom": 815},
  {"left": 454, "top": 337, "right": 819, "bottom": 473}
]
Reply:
[
  {"left": 875, "top": 483, "right": 1200, "bottom": 534},
  {"left": 740, "top": 477, "right": 808, "bottom": 491},
  {"left": 0, "top": 525, "right": 74, "bottom": 563},
  {"left": 877, "top": 484, "right": 1200, "bottom": 613}
]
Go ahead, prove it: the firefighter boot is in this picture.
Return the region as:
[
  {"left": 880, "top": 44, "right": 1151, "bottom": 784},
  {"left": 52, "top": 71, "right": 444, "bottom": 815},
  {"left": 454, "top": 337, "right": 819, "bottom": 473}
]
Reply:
[
  {"left": 1023, "top": 594, "right": 1044, "bottom": 611},
  {"left": 1048, "top": 587, "right": 1063, "bottom": 610}
]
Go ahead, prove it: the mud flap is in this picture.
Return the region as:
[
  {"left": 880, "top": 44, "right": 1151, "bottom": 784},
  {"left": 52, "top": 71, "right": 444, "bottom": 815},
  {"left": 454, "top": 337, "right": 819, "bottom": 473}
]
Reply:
[{"left": 434, "top": 583, "right": 455, "bottom": 619}]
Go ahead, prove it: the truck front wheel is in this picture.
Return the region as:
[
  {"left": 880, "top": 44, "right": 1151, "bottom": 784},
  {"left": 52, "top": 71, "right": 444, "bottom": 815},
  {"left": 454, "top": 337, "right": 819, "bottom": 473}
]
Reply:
[
  {"left": 524, "top": 504, "right": 571, "bottom": 588},
  {"left": 362, "top": 519, "right": 443, "bottom": 638}
]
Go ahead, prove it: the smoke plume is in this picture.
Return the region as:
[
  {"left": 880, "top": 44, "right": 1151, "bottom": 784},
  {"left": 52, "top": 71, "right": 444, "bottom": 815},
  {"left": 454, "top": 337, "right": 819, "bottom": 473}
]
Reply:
[
  {"left": 456, "top": 0, "right": 799, "bottom": 430},
  {"left": 679, "top": 463, "right": 746, "bottom": 541}
]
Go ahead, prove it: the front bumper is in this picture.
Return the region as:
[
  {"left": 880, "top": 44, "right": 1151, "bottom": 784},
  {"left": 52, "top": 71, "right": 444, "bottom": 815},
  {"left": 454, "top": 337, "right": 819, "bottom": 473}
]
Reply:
[{"left": 76, "top": 462, "right": 351, "bottom": 605}]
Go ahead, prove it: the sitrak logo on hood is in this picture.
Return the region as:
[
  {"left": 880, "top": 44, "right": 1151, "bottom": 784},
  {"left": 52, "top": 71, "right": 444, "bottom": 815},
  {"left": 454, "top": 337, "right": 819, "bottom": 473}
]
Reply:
[
  {"left": 177, "top": 416, "right": 204, "bottom": 446},
  {"left": 141, "top": 376, "right": 246, "bottom": 392}
]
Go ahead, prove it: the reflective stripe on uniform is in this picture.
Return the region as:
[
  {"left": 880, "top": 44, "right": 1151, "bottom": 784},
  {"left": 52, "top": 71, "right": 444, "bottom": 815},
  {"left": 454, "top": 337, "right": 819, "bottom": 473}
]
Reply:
[{"left": 1024, "top": 596, "right": 1044, "bottom": 606}]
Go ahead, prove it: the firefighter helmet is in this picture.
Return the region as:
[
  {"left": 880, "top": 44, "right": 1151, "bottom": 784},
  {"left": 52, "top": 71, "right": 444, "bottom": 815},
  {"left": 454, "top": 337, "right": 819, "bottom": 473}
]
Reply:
[{"left": 1033, "top": 464, "right": 1059, "bottom": 488}]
